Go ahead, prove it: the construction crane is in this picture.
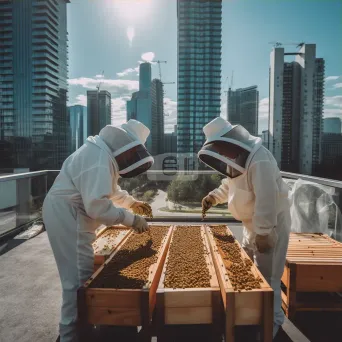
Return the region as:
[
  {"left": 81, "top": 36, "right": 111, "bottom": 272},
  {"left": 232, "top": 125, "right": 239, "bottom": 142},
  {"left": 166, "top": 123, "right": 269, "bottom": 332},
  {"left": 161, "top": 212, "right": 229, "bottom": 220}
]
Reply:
[
  {"left": 155, "top": 60, "right": 167, "bottom": 82},
  {"left": 269, "top": 41, "right": 305, "bottom": 49},
  {"left": 230, "top": 70, "right": 234, "bottom": 90},
  {"left": 96, "top": 70, "right": 104, "bottom": 92}
]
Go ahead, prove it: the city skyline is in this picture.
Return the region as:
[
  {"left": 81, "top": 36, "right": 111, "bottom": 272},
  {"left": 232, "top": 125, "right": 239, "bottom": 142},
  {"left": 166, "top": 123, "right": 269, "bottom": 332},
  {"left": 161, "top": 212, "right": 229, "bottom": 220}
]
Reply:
[{"left": 67, "top": 0, "right": 342, "bottom": 134}]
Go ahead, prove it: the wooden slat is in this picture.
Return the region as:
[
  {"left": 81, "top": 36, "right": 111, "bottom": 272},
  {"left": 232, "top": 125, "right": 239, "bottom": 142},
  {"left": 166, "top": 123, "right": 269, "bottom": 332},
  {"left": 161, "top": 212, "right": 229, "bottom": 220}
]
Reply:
[
  {"left": 164, "top": 289, "right": 213, "bottom": 308},
  {"left": 85, "top": 289, "right": 141, "bottom": 308},
  {"left": 165, "top": 307, "right": 212, "bottom": 325},
  {"left": 87, "top": 307, "right": 141, "bottom": 326},
  {"left": 295, "top": 264, "right": 342, "bottom": 292}
]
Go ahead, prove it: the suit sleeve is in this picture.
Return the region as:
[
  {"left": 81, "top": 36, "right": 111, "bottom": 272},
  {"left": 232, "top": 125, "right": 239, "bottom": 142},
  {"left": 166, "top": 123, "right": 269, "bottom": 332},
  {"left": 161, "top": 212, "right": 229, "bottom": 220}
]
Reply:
[
  {"left": 111, "top": 185, "right": 136, "bottom": 210},
  {"left": 209, "top": 178, "right": 229, "bottom": 205},
  {"left": 249, "top": 161, "right": 278, "bottom": 235},
  {"left": 73, "top": 165, "right": 135, "bottom": 227}
]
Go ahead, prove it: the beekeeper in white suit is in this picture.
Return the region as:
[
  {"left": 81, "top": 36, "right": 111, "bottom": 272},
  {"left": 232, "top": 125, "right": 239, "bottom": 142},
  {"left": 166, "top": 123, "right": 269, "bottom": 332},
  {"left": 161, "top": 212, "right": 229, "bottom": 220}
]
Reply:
[
  {"left": 42, "top": 120, "right": 154, "bottom": 342},
  {"left": 199, "top": 117, "right": 290, "bottom": 338}
]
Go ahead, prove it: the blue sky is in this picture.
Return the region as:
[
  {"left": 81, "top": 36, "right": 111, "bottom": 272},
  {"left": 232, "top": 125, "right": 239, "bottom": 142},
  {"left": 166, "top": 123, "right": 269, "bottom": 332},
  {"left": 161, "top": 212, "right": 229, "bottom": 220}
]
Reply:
[{"left": 67, "top": 0, "right": 342, "bottom": 133}]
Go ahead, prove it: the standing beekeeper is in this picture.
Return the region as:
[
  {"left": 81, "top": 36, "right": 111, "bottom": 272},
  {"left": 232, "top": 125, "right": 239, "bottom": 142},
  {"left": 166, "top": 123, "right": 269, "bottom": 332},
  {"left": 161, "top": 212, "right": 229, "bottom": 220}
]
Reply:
[
  {"left": 199, "top": 117, "right": 290, "bottom": 338},
  {"left": 42, "top": 120, "right": 154, "bottom": 342}
]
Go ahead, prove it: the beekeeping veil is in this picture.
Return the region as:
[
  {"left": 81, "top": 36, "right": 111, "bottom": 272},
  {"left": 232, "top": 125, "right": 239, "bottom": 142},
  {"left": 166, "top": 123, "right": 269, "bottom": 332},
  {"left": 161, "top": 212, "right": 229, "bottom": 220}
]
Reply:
[
  {"left": 99, "top": 120, "right": 154, "bottom": 178},
  {"left": 198, "top": 117, "right": 262, "bottom": 178}
]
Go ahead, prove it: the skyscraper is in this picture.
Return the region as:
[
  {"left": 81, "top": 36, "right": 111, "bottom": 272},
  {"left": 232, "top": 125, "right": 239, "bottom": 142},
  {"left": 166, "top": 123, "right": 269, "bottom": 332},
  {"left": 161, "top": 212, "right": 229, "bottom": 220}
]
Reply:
[
  {"left": 0, "top": 0, "right": 70, "bottom": 170},
  {"left": 126, "top": 63, "right": 153, "bottom": 152},
  {"left": 87, "top": 90, "right": 111, "bottom": 136},
  {"left": 150, "top": 79, "right": 164, "bottom": 156},
  {"left": 269, "top": 44, "right": 325, "bottom": 174},
  {"left": 227, "top": 86, "right": 259, "bottom": 135},
  {"left": 68, "top": 105, "right": 87, "bottom": 153},
  {"left": 177, "top": 0, "right": 222, "bottom": 154},
  {"left": 324, "top": 117, "right": 341, "bottom": 134}
]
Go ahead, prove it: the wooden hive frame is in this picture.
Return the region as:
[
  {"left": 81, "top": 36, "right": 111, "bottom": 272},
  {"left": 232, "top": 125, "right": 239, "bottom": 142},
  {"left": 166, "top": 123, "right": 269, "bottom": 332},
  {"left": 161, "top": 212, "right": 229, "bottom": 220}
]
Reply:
[
  {"left": 92, "top": 225, "right": 130, "bottom": 271},
  {"left": 281, "top": 233, "right": 342, "bottom": 320},
  {"left": 156, "top": 225, "right": 222, "bottom": 330},
  {"left": 78, "top": 225, "right": 174, "bottom": 332},
  {"left": 205, "top": 225, "right": 274, "bottom": 342}
]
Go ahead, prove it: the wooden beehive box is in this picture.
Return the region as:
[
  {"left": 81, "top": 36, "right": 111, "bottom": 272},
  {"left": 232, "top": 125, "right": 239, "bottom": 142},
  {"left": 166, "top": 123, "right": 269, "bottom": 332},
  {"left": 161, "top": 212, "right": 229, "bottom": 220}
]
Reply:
[
  {"left": 79, "top": 225, "right": 174, "bottom": 328},
  {"left": 205, "top": 225, "right": 274, "bottom": 342},
  {"left": 156, "top": 225, "right": 221, "bottom": 326},
  {"left": 92, "top": 225, "right": 130, "bottom": 271},
  {"left": 281, "top": 233, "right": 342, "bottom": 319}
]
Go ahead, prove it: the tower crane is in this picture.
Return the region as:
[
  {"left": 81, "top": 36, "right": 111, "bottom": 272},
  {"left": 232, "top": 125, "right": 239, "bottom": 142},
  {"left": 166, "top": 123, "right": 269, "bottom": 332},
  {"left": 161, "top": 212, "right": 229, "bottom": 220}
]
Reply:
[
  {"left": 96, "top": 70, "right": 104, "bottom": 92},
  {"left": 268, "top": 41, "right": 305, "bottom": 49},
  {"left": 155, "top": 60, "right": 167, "bottom": 82}
]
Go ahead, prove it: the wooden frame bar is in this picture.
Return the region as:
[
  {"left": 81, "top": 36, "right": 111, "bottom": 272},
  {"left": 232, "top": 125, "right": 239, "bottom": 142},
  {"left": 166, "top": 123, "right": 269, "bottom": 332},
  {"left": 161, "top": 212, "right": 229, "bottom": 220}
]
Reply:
[
  {"left": 92, "top": 226, "right": 130, "bottom": 271},
  {"left": 79, "top": 225, "right": 174, "bottom": 328},
  {"left": 205, "top": 225, "right": 274, "bottom": 342}
]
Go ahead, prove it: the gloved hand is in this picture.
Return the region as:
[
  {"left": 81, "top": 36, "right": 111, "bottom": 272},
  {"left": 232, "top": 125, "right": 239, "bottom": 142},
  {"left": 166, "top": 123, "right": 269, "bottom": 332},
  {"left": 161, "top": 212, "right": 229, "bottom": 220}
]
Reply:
[
  {"left": 131, "top": 201, "right": 152, "bottom": 216},
  {"left": 202, "top": 194, "right": 216, "bottom": 212},
  {"left": 132, "top": 215, "right": 149, "bottom": 234},
  {"left": 255, "top": 229, "right": 277, "bottom": 253}
]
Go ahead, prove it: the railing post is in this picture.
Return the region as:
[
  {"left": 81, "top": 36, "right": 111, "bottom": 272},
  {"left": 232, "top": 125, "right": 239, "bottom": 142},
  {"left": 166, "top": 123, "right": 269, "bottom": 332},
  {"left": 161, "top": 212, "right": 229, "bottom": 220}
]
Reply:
[{"left": 16, "top": 178, "right": 31, "bottom": 228}]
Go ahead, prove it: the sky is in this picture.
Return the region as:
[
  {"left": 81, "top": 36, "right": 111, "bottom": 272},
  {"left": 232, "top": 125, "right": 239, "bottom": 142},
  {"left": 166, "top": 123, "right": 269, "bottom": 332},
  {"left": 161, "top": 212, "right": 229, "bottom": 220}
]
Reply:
[{"left": 67, "top": 0, "right": 342, "bottom": 134}]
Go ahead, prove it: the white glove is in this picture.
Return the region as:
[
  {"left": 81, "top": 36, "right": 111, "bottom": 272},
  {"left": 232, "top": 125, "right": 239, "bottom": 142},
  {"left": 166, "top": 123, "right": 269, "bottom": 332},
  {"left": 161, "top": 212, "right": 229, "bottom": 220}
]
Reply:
[
  {"left": 255, "top": 229, "right": 277, "bottom": 253},
  {"left": 132, "top": 215, "right": 149, "bottom": 234},
  {"left": 202, "top": 194, "right": 216, "bottom": 212}
]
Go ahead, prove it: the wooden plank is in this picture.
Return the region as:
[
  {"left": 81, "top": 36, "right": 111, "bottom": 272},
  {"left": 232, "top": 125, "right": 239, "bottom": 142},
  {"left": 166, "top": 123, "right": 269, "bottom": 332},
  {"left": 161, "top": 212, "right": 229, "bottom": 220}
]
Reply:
[
  {"left": 205, "top": 224, "right": 273, "bottom": 341},
  {"left": 148, "top": 226, "right": 174, "bottom": 315},
  {"left": 87, "top": 307, "right": 141, "bottom": 326},
  {"left": 295, "top": 264, "right": 342, "bottom": 292},
  {"left": 234, "top": 291, "right": 263, "bottom": 325},
  {"left": 281, "top": 265, "right": 289, "bottom": 287},
  {"left": 86, "top": 289, "right": 141, "bottom": 308},
  {"left": 261, "top": 289, "right": 274, "bottom": 342},
  {"left": 164, "top": 289, "right": 213, "bottom": 308},
  {"left": 165, "top": 307, "right": 212, "bottom": 325}
]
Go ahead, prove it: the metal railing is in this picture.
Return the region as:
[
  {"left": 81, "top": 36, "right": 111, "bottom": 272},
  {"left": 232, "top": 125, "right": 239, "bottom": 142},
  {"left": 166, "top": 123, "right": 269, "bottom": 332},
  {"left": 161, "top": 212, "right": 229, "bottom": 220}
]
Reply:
[{"left": 1, "top": 169, "right": 341, "bottom": 241}]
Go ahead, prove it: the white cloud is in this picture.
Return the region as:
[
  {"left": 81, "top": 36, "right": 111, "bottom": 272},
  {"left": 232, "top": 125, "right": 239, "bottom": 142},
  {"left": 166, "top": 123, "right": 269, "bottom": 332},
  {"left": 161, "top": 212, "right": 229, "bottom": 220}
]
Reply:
[
  {"left": 259, "top": 97, "right": 269, "bottom": 119},
  {"left": 333, "top": 83, "right": 342, "bottom": 89},
  {"left": 164, "top": 97, "right": 177, "bottom": 132},
  {"left": 68, "top": 77, "right": 139, "bottom": 98},
  {"left": 141, "top": 52, "right": 155, "bottom": 62},
  {"left": 127, "top": 27, "right": 135, "bottom": 46},
  {"left": 220, "top": 101, "right": 227, "bottom": 119},
  {"left": 70, "top": 94, "right": 87, "bottom": 106},
  {"left": 117, "top": 67, "right": 137, "bottom": 78},
  {"left": 95, "top": 74, "right": 104, "bottom": 79},
  {"left": 325, "top": 76, "right": 340, "bottom": 82},
  {"left": 111, "top": 96, "right": 131, "bottom": 126},
  {"left": 325, "top": 96, "right": 342, "bottom": 108}
]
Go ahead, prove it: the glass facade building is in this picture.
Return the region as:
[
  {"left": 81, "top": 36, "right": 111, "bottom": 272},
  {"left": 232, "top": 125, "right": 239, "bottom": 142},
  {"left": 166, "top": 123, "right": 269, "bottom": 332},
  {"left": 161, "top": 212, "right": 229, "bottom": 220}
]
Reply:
[
  {"left": 151, "top": 79, "right": 164, "bottom": 156},
  {"left": 87, "top": 90, "right": 111, "bottom": 136},
  {"left": 68, "top": 105, "right": 87, "bottom": 153},
  {"left": 0, "top": 0, "right": 70, "bottom": 170},
  {"left": 227, "top": 86, "right": 259, "bottom": 136},
  {"left": 177, "top": 0, "right": 222, "bottom": 154}
]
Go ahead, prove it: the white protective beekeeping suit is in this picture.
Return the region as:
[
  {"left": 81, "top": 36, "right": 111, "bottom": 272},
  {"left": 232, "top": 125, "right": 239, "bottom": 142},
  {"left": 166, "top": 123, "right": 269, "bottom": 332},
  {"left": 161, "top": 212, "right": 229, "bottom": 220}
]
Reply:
[
  {"left": 198, "top": 117, "right": 291, "bottom": 337},
  {"left": 42, "top": 120, "right": 154, "bottom": 342}
]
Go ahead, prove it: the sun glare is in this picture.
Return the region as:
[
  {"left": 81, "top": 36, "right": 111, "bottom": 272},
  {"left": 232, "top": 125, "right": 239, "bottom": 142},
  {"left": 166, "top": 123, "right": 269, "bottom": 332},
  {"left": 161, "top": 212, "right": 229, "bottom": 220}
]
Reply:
[{"left": 109, "top": 0, "right": 154, "bottom": 23}]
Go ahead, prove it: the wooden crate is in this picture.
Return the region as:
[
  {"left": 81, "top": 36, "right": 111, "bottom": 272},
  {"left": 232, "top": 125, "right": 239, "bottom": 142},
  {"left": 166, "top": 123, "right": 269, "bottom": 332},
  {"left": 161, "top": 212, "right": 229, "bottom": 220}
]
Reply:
[
  {"left": 281, "top": 233, "right": 342, "bottom": 319},
  {"left": 92, "top": 226, "right": 130, "bottom": 271},
  {"left": 205, "top": 225, "right": 274, "bottom": 342},
  {"left": 156, "top": 226, "right": 221, "bottom": 327},
  {"left": 78, "top": 225, "right": 174, "bottom": 329}
]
